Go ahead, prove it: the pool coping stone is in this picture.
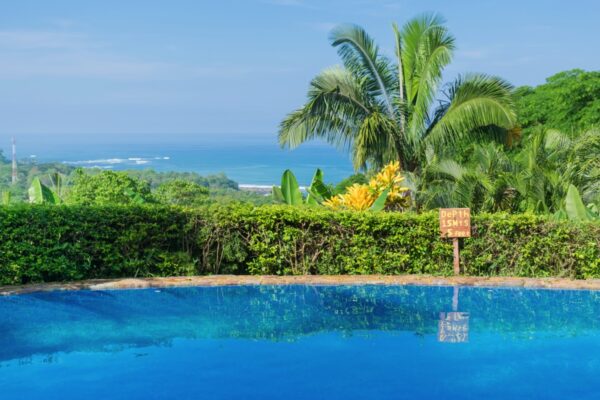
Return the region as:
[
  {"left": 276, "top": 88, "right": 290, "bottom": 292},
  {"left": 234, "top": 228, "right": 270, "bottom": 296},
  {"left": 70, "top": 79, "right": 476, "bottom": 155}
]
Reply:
[{"left": 3, "top": 275, "right": 600, "bottom": 295}]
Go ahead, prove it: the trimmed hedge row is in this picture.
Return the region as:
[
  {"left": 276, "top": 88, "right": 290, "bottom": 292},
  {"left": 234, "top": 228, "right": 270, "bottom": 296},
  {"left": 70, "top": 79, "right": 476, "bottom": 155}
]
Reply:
[{"left": 0, "top": 204, "right": 598, "bottom": 284}]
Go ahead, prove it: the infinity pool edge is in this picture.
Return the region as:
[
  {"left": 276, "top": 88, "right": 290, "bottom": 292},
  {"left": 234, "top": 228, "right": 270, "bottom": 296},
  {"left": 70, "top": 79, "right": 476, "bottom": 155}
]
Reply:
[{"left": 4, "top": 274, "right": 600, "bottom": 295}]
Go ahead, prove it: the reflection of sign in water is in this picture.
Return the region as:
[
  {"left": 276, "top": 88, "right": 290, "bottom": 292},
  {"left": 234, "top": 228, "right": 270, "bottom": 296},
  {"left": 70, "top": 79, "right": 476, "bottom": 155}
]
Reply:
[
  {"left": 439, "top": 208, "right": 471, "bottom": 238},
  {"left": 438, "top": 287, "right": 469, "bottom": 343},
  {"left": 438, "top": 312, "right": 470, "bottom": 343}
]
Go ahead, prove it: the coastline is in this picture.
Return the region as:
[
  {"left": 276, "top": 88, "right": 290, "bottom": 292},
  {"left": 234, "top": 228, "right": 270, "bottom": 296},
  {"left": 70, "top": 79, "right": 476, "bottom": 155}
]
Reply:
[{"left": 239, "top": 184, "right": 307, "bottom": 194}]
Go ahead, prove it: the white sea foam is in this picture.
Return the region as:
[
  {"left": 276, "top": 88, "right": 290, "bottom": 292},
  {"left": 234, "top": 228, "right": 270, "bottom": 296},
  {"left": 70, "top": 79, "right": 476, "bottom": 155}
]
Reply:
[
  {"left": 88, "top": 165, "right": 114, "bottom": 169},
  {"left": 239, "top": 184, "right": 273, "bottom": 189},
  {"left": 63, "top": 156, "right": 170, "bottom": 167},
  {"left": 240, "top": 184, "right": 307, "bottom": 190},
  {"left": 64, "top": 158, "right": 126, "bottom": 165}
]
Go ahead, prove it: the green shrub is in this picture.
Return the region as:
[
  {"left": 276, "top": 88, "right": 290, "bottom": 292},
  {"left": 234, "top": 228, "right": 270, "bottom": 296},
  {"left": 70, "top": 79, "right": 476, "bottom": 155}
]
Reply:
[
  {"left": 67, "top": 170, "right": 154, "bottom": 205},
  {"left": 154, "top": 179, "right": 209, "bottom": 206},
  {"left": 0, "top": 204, "right": 598, "bottom": 285}
]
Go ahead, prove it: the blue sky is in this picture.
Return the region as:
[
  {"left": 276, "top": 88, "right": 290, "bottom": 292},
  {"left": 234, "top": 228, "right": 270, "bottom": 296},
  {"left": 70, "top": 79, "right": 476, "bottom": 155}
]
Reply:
[{"left": 1, "top": 0, "right": 599, "bottom": 142}]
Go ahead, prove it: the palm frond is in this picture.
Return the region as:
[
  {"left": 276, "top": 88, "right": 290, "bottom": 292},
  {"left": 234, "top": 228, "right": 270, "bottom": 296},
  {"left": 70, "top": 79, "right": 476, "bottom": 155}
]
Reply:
[
  {"left": 353, "top": 111, "right": 397, "bottom": 169},
  {"left": 399, "top": 13, "right": 455, "bottom": 141},
  {"left": 430, "top": 159, "right": 466, "bottom": 180},
  {"left": 330, "top": 24, "right": 397, "bottom": 118},
  {"left": 425, "top": 74, "right": 516, "bottom": 147},
  {"left": 279, "top": 67, "right": 370, "bottom": 150}
]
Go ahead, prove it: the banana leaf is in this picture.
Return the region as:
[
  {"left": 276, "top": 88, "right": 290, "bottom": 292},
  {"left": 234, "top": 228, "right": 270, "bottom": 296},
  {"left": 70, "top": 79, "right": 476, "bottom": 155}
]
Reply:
[
  {"left": 281, "top": 169, "right": 303, "bottom": 206},
  {"left": 370, "top": 188, "right": 389, "bottom": 212},
  {"left": 306, "top": 169, "right": 332, "bottom": 205},
  {"left": 28, "top": 177, "right": 60, "bottom": 204},
  {"left": 272, "top": 186, "right": 285, "bottom": 203},
  {"left": 565, "top": 184, "right": 595, "bottom": 221}
]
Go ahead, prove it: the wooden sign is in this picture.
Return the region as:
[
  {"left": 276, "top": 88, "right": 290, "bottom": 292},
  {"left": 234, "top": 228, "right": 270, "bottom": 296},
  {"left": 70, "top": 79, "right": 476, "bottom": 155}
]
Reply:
[
  {"left": 438, "top": 312, "right": 470, "bottom": 343},
  {"left": 439, "top": 208, "right": 471, "bottom": 238},
  {"left": 440, "top": 208, "right": 471, "bottom": 275}
]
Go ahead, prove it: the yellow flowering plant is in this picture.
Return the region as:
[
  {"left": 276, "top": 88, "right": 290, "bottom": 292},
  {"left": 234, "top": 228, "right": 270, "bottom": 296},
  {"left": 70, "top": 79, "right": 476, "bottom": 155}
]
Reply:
[
  {"left": 323, "top": 161, "right": 410, "bottom": 211},
  {"left": 336, "top": 184, "right": 375, "bottom": 211}
]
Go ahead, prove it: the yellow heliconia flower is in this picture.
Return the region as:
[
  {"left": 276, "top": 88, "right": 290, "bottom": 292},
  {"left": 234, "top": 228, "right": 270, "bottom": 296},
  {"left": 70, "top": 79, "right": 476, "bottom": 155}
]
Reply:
[
  {"left": 368, "top": 161, "right": 404, "bottom": 192},
  {"left": 340, "top": 184, "right": 375, "bottom": 211},
  {"left": 323, "top": 195, "right": 345, "bottom": 210},
  {"left": 324, "top": 161, "right": 411, "bottom": 212},
  {"left": 368, "top": 161, "right": 410, "bottom": 209}
]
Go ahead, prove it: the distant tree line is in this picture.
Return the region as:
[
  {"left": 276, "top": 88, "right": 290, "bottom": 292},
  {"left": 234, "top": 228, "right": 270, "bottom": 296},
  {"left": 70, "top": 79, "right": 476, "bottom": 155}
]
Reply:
[{"left": 0, "top": 161, "right": 272, "bottom": 207}]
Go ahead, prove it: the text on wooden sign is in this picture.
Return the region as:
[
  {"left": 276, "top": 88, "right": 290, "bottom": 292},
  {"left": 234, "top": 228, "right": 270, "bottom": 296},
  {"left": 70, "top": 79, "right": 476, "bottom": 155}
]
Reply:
[{"left": 439, "top": 208, "right": 471, "bottom": 238}]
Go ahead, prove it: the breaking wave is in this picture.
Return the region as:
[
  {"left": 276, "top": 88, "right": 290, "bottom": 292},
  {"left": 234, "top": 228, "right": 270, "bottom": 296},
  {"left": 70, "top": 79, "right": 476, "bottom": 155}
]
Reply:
[{"left": 63, "top": 156, "right": 170, "bottom": 168}]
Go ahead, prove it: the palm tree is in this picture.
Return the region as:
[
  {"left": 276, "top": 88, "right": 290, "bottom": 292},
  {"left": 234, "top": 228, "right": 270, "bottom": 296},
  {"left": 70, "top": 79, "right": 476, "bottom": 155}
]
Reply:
[{"left": 279, "top": 14, "right": 516, "bottom": 171}]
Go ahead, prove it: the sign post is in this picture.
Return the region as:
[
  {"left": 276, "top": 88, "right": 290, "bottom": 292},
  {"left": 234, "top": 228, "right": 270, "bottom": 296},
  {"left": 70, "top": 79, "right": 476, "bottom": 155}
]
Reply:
[
  {"left": 439, "top": 208, "right": 471, "bottom": 275},
  {"left": 452, "top": 238, "right": 460, "bottom": 274}
]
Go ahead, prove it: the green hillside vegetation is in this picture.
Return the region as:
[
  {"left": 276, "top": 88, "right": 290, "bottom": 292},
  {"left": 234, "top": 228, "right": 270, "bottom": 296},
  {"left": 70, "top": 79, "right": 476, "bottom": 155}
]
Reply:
[{"left": 0, "top": 159, "right": 272, "bottom": 206}]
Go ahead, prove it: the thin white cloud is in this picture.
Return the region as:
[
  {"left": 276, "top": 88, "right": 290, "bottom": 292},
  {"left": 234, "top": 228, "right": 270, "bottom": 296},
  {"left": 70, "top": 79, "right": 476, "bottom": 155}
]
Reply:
[
  {"left": 263, "top": 0, "right": 306, "bottom": 6},
  {"left": 0, "top": 54, "right": 168, "bottom": 79},
  {"left": 189, "top": 65, "right": 299, "bottom": 78},
  {"left": 0, "top": 28, "right": 297, "bottom": 80},
  {"left": 261, "top": 0, "right": 318, "bottom": 9},
  {"left": 46, "top": 18, "right": 80, "bottom": 29},
  {"left": 0, "top": 30, "right": 166, "bottom": 79},
  {"left": 310, "top": 22, "right": 338, "bottom": 32},
  {"left": 0, "top": 30, "right": 90, "bottom": 50}
]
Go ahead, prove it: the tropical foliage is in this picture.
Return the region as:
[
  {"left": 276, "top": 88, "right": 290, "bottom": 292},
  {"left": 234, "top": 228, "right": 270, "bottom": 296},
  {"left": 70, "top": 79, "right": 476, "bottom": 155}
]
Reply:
[
  {"left": 279, "top": 14, "right": 516, "bottom": 171},
  {"left": 564, "top": 185, "right": 599, "bottom": 222},
  {"left": 515, "top": 69, "right": 600, "bottom": 135},
  {"left": 404, "top": 128, "right": 600, "bottom": 218},
  {"left": 28, "top": 177, "right": 61, "bottom": 204},
  {"left": 66, "top": 170, "right": 154, "bottom": 205},
  {"left": 272, "top": 169, "right": 333, "bottom": 206},
  {"left": 154, "top": 180, "right": 210, "bottom": 206},
  {"left": 276, "top": 14, "right": 599, "bottom": 221}
]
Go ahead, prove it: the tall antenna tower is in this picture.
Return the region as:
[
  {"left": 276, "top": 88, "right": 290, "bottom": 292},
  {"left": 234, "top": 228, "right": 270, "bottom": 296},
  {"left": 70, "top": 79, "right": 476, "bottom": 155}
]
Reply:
[{"left": 11, "top": 137, "right": 17, "bottom": 185}]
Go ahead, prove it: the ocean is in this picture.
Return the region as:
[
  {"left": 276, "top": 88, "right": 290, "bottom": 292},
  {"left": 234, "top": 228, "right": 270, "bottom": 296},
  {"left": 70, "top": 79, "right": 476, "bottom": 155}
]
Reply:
[{"left": 5, "top": 137, "right": 356, "bottom": 186}]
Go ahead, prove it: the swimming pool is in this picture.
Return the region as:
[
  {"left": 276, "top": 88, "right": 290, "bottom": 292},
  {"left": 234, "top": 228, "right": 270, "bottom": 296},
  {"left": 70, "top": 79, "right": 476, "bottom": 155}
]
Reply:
[{"left": 1, "top": 285, "right": 599, "bottom": 399}]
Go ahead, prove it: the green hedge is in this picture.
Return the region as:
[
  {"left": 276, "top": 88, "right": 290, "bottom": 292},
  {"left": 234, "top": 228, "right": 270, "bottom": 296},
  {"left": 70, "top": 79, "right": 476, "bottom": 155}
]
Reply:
[{"left": 0, "top": 204, "right": 598, "bottom": 285}]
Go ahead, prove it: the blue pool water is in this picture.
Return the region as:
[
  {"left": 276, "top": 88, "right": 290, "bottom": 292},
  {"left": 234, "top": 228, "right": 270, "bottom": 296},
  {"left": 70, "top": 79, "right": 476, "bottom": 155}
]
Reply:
[{"left": 1, "top": 285, "right": 600, "bottom": 399}]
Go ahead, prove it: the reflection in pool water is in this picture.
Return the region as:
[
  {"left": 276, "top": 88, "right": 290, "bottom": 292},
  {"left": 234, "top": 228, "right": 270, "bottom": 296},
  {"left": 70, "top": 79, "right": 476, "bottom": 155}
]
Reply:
[
  {"left": 438, "top": 287, "right": 469, "bottom": 343},
  {"left": 1, "top": 285, "right": 600, "bottom": 399}
]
